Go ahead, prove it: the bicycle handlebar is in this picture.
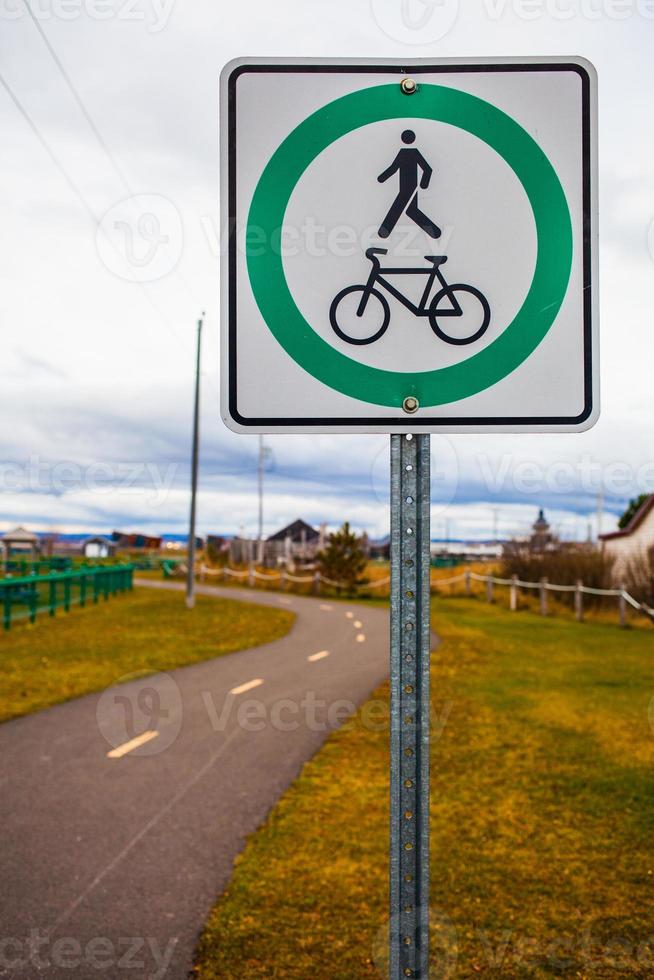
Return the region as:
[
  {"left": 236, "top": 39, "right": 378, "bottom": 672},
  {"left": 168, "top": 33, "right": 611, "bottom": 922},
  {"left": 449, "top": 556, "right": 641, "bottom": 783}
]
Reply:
[{"left": 365, "top": 247, "right": 389, "bottom": 261}]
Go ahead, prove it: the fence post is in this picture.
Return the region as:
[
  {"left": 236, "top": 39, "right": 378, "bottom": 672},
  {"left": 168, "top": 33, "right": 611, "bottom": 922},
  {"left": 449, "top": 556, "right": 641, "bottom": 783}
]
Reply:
[
  {"left": 248, "top": 563, "right": 255, "bottom": 588},
  {"left": 464, "top": 569, "right": 471, "bottom": 596},
  {"left": 64, "top": 576, "right": 71, "bottom": 612},
  {"left": 540, "top": 578, "right": 548, "bottom": 617},
  {"left": 619, "top": 586, "right": 627, "bottom": 628},
  {"left": 486, "top": 576, "right": 494, "bottom": 604},
  {"left": 49, "top": 579, "right": 56, "bottom": 615},
  {"left": 510, "top": 575, "right": 518, "bottom": 612},
  {"left": 280, "top": 571, "right": 287, "bottom": 592},
  {"left": 313, "top": 571, "right": 320, "bottom": 596},
  {"left": 575, "top": 580, "right": 584, "bottom": 622},
  {"left": 3, "top": 586, "right": 11, "bottom": 631},
  {"left": 80, "top": 574, "right": 87, "bottom": 608},
  {"left": 29, "top": 584, "right": 38, "bottom": 624}
]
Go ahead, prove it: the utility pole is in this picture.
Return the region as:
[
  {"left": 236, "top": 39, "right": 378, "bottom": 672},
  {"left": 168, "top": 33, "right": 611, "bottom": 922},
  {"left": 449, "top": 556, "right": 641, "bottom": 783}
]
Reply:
[
  {"left": 257, "top": 435, "right": 264, "bottom": 564},
  {"left": 186, "top": 313, "right": 204, "bottom": 610},
  {"left": 597, "top": 487, "right": 604, "bottom": 542}
]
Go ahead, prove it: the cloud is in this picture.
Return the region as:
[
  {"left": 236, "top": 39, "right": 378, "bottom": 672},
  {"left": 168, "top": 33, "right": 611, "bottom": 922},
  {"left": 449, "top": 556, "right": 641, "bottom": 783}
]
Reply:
[{"left": 0, "top": 2, "right": 652, "bottom": 541}]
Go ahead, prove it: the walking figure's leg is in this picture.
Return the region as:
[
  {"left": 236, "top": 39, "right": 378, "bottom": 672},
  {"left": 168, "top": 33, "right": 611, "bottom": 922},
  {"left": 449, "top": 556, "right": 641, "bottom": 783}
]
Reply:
[
  {"left": 406, "top": 194, "right": 441, "bottom": 239},
  {"left": 379, "top": 189, "right": 414, "bottom": 239}
]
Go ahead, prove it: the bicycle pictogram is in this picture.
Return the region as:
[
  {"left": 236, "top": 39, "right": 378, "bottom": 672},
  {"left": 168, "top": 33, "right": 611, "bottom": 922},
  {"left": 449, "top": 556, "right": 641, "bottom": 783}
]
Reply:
[{"left": 329, "top": 247, "right": 491, "bottom": 347}]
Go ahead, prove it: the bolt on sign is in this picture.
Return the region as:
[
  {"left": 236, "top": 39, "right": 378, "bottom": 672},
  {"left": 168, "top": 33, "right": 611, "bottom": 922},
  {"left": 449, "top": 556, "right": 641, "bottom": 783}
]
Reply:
[{"left": 220, "top": 57, "right": 598, "bottom": 434}]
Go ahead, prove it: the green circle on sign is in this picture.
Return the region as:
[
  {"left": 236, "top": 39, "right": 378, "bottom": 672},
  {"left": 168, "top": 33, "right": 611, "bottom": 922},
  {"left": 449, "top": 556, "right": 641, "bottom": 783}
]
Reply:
[{"left": 247, "top": 83, "right": 573, "bottom": 408}]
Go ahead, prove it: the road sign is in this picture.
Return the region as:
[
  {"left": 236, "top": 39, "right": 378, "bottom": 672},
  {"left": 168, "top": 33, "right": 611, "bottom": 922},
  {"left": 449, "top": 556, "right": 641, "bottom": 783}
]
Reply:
[{"left": 220, "top": 57, "right": 598, "bottom": 434}]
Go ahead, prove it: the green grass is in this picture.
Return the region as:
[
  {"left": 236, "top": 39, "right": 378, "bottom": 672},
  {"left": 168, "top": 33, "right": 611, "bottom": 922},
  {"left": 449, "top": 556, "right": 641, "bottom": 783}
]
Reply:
[
  {"left": 195, "top": 596, "right": 654, "bottom": 979},
  {"left": 0, "top": 586, "right": 294, "bottom": 723}
]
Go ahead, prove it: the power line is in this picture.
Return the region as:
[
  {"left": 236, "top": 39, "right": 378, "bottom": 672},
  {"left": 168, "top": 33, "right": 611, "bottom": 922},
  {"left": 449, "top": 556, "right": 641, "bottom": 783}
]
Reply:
[
  {"left": 0, "top": 71, "right": 98, "bottom": 224},
  {"left": 21, "top": 0, "right": 133, "bottom": 196},
  {"left": 0, "top": 70, "right": 181, "bottom": 341},
  {"left": 20, "top": 0, "right": 200, "bottom": 308}
]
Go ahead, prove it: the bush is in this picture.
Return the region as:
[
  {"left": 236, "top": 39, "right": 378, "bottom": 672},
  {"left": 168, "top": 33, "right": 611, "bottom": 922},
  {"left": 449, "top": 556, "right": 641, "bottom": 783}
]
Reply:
[
  {"left": 501, "top": 547, "right": 615, "bottom": 608},
  {"left": 317, "top": 522, "right": 367, "bottom": 595},
  {"left": 624, "top": 550, "right": 654, "bottom": 607}
]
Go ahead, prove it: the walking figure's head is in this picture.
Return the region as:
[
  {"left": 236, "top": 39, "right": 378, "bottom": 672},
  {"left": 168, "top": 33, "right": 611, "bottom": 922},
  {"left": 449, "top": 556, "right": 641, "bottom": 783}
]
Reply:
[{"left": 401, "top": 129, "right": 416, "bottom": 144}]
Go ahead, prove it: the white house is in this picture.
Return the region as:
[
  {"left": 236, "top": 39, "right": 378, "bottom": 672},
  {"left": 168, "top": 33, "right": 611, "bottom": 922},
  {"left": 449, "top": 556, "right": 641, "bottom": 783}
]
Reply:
[{"left": 600, "top": 495, "right": 654, "bottom": 581}]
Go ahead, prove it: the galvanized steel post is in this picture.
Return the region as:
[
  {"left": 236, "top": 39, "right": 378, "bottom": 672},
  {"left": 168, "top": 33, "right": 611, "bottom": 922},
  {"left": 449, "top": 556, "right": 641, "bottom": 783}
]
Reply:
[{"left": 390, "top": 433, "right": 431, "bottom": 979}]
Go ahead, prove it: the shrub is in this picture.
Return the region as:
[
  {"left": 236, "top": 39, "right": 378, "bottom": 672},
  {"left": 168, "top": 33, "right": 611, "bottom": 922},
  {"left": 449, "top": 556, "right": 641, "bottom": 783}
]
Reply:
[
  {"left": 317, "top": 522, "right": 367, "bottom": 595},
  {"left": 624, "top": 549, "right": 654, "bottom": 607},
  {"left": 501, "top": 547, "right": 615, "bottom": 608}
]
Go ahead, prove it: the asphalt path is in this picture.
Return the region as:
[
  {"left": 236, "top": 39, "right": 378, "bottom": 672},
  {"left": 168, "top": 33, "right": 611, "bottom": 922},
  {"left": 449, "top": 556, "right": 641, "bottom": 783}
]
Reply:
[{"left": 0, "top": 580, "right": 391, "bottom": 979}]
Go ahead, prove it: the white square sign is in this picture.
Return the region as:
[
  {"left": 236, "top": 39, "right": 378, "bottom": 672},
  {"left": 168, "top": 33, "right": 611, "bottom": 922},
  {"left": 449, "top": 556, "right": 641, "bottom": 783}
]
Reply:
[{"left": 220, "top": 57, "right": 598, "bottom": 434}]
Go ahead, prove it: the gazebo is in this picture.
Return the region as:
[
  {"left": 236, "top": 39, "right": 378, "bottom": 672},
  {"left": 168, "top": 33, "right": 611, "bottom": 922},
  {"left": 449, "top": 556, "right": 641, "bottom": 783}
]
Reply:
[{"left": 1, "top": 526, "right": 41, "bottom": 564}]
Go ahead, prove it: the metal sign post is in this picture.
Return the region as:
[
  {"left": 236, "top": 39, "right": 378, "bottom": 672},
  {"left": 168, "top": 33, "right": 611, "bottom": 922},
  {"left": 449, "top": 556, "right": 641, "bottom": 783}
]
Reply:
[{"left": 390, "top": 433, "right": 431, "bottom": 978}]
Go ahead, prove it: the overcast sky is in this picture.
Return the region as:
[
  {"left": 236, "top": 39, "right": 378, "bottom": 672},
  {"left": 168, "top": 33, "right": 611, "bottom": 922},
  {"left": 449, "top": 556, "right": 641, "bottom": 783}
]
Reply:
[{"left": 1, "top": 0, "right": 653, "bottom": 541}]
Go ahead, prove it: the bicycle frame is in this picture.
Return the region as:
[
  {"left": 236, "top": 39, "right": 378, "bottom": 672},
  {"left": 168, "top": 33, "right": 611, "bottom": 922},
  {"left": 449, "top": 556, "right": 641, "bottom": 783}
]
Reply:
[{"left": 357, "top": 254, "right": 462, "bottom": 318}]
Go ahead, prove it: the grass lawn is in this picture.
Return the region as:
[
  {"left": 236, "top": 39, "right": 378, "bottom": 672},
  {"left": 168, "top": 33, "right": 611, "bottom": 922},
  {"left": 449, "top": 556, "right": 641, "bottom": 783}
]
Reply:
[
  {"left": 0, "top": 586, "right": 294, "bottom": 723},
  {"left": 195, "top": 596, "right": 654, "bottom": 979}
]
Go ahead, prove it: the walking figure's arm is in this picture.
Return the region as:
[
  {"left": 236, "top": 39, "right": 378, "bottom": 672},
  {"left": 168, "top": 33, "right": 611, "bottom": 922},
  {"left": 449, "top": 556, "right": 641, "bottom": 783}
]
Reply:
[
  {"left": 377, "top": 153, "right": 401, "bottom": 183},
  {"left": 417, "top": 153, "right": 433, "bottom": 190}
]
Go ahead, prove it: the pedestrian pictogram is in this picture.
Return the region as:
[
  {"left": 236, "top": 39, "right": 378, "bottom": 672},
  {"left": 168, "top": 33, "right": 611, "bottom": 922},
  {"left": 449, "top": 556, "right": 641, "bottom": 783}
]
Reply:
[{"left": 377, "top": 130, "right": 441, "bottom": 240}]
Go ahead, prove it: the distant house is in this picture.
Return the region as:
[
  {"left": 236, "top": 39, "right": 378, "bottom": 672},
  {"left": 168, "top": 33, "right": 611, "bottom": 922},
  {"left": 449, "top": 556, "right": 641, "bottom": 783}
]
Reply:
[
  {"left": 82, "top": 536, "right": 116, "bottom": 559},
  {"left": 600, "top": 495, "right": 654, "bottom": 580},
  {"left": 231, "top": 519, "right": 325, "bottom": 568},
  {"left": 111, "top": 531, "right": 162, "bottom": 552},
  {"left": 369, "top": 536, "right": 390, "bottom": 561},
  {"left": 267, "top": 519, "right": 320, "bottom": 550}
]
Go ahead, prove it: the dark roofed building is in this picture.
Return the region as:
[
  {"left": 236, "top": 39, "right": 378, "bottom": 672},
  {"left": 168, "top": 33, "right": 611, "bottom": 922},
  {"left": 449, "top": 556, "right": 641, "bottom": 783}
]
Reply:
[{"left": 267, "top": 519, "right": 320, "bottom": 544}]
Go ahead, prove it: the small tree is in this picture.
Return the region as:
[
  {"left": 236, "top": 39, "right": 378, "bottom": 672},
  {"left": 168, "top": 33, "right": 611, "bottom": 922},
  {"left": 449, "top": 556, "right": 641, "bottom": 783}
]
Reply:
[
  {"left": 318, "top": 522, "right": 367, "bottom": 594},
  {"left": 618, "top": 494, "right": 650, "bottom": 529}
]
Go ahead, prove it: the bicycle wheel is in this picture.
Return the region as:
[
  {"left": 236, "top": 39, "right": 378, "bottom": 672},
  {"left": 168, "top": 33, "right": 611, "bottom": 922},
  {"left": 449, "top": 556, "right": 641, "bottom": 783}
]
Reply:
[
  {"left": 429, "top": 285, "right": 490, "bottom": 346},
  {"left": 330, "top": 285, "right": 391, "bottom": 346}
]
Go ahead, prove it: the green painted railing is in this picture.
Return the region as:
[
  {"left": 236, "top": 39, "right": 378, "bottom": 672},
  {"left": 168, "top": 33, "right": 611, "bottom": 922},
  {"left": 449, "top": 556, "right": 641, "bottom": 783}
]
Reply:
[
  {"left": 1, "top": 557, "right": 73, "bottom": 577},
  {"left": 0, "top": 565, "right": 134, "bottom": 631}
]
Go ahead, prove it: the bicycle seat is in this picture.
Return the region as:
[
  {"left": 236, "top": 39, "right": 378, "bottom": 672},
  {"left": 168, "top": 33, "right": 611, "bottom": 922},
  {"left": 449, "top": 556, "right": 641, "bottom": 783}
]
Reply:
[
  {"left": 366, "top": 247, "right": 389, "bottom": 260},
  {"left": 425, "top": 255, "right": 447, "bottom": 266}
]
